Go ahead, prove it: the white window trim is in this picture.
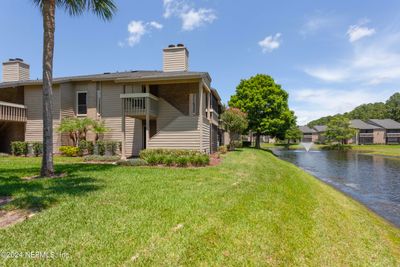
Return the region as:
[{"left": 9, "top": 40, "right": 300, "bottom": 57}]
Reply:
[{"left": 76, "top": 91, "right": 88, "bottom": 116}]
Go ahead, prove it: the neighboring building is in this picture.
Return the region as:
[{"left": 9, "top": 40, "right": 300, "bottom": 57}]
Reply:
[
  {"left": 298, "top": 126, "right": 318, "bottom": 142},
  {"left": 0, "top": 44, "right": 222, "bottom": 156},
  {"left": 313, "top": 125, "right": 327, "bottom": 143},
  {"left": 349, "top": 119, "right": 385, "bottom": 145},
  {"left": 367, "top": 119, "right": 400, "bottom": 144}
]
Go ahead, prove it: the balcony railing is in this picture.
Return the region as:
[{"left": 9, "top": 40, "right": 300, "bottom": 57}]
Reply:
[
  {"left": 387, "top": 132, "right": 400, "bottom": 138},
  {"left": 0, "top": 101, "right": 27, "bottom": 122},
  {"left": 120, "top": 93, "right": 159, "bottom": 119},
  {"left": 359, "top": 133, "right": 374, "bottom": 137}
]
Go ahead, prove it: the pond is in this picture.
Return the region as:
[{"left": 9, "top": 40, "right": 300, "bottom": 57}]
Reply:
[{"left": 272, "top": 149, "right": 400, "bottom": 228}]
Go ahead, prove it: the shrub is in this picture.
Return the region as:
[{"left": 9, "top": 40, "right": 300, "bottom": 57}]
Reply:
[
  {"left": 163, "top": 155, "right": 175, "bottom": 166},
  {"left": 79, "top": 140, "right": 94, "bottom": 156},
  {"left": 32, "top": 142, "right": 43, "bottom": 157},
  {"left": 233, "top": 140, "right": 243, "bottom": 148},
  {"left": 218, "top": 146, "right": 228, "bottom": 154},
  {"left": 117, "top": 158, "right": 148, "bottom": 166},
  {"left": 84, "top": 155, "right": 120, "bottom": 162},
  {"left": 11, "top": 141, "right": 28, "bottom": 156},
  {"left": 176, "top": 156, "right": 189, "bottom": 167},
  {"left": 59, "top": 146, "right": 80, "bottom": 157},
  {"left": 96, "top": 141, "right": 119, "bottom": 156},
  {"left": 146, "top": 154, "right": 159, "bottom": 166}
]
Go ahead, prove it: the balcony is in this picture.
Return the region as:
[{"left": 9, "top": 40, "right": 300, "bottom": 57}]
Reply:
[
  {"left": 120, "top": 93, "right": 159, "bottom": 119},
  {"left": 387, "top": 132, "right": 400, "bottom": 138},
  {"left": 359, "top": 133, "right": 374, "bottom": 137},
  {"left": 0, "top": 101, "right": 27, "bottom": 122}
]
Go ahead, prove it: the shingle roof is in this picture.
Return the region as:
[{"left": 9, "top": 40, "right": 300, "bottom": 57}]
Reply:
[
  {"left": 368, "top": 119, "right": 400, "bottom": 129},
  {"left": 350, "top": 119, "right": 382, "bottom": 130},
  {"left": 313, "top": 125, "right": 327, "bottom": 132},
  {"left": 0, "top": 70, "right": 211, "bottom": 89},
  {"left": 298, "top": 125, "right": 316, "bottom": 133}
]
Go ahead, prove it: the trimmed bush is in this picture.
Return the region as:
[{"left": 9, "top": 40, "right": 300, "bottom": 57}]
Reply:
[
  {"left": 117, "top": 158, "right": 148, "bottom": 166},
  {"left": 139, "top": 149, "right": 210, "bottom": 167},
  {"left": 79, "top": 140, "right": 94, "bottom": 156},
  {"left": 95, "top": 141, "right": 119, "bottom": 156},
  {"left": 84, "top": 155, "right": 120, "bottom": 162},
  {"left": 32, "top": 142, "right": 43, "bottom": 157},
  {"left": 59, "top": 146, "right": 80, "bottom": 157},
  {"left": 11, "top": 141, "right": 28, "bottom": 156}
]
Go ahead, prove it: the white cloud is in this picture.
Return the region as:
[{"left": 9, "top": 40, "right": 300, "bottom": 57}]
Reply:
[
  {"left": 293, "top": 88, "right": 393, "bottom": 124},
  {"left": 149, "top": 21, "right": 163, "bottom": 29},
  {"left": 303, "top": 30, "right": 400, "bottom": 85},
  {"left": 163, "top": 0, "right": 217, "bottom": 31},
  {"left": 303, "top": 67, "right": 349, "bottom": 82},
  {"left": 120, "top": 20, "right": 163, "bottom": 47},
  {"left": 258, "top": 33, "right": 282, "bottom": 53},
  {"left": 300, "top": 15, "right": 334, "bottom": 36},
  {"left": 347, "top": 22, "right": 376, "bottom": 42}
]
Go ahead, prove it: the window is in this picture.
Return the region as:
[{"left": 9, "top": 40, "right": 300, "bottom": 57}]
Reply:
[
  {"left": 189, "top": 93, "right": 197, "bottom": 116},
  {"left": 76, "top": 91, "right": 87, "bottom": 116}
]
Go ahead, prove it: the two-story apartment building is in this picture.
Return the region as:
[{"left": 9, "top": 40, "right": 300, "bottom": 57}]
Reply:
[
  {"left": 0, "top": 45, "right": 222, "bottom": 157},
  {"left": 367, "top": 119, "right": 400, "bottom": 144}
]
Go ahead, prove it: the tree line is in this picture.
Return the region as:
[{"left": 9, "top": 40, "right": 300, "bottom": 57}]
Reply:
[{"left": 308, "top": 93, "right": 400, "bottom": 127}]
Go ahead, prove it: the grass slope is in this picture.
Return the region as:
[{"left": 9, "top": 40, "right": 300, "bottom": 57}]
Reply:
[{"left": 0, "top": 150, "right": 399, "bottom": 266}]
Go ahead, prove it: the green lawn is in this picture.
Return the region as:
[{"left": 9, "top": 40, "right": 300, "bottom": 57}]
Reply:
[
  {"left": 0, "top": 150, "right": 399, "bottom": 266},
  {"left": 263, "top": 143, "right": 400, "bottom": 157}
]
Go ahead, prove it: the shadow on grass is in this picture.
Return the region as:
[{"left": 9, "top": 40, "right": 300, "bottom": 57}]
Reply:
[{"left": 0, "top": 163, "right": 116, "bottom": 211}]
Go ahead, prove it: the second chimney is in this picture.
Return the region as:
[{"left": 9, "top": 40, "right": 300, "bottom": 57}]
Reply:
[
  {"left": 163, "top": 44, "right": 189, "bottom": 72},
  {"left": 2, "top": 58, "right": 30, "bottom": 82}
]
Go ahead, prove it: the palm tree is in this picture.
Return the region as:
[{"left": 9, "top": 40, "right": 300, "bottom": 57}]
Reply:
[{"left": 32, "top": 0, "right": 116, "bottom": 177}]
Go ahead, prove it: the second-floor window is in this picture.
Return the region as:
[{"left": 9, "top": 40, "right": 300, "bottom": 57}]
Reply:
[{"left": 77, "top": 91, "right": 87, "bottom": 116}]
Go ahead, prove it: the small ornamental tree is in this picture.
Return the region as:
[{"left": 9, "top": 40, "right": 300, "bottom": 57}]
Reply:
[
  {"left": 325, "top": 116, "right": 357, "bottom": 145},
  {"left": 221, "top": 108, "right": 248, "bottom": 150},
  {"left": 58, "top": 118, "right": 108, "bottom": 146},
  {"left": 229, "top": 74, "right": 294, "bottom": 149},
  {"left": 284, "top": 126, "right": 302, "bottom": 145}
]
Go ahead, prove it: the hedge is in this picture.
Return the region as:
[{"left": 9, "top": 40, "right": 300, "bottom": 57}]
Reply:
[{"left": 139, "top": 149, "right": 210, "bottom": 167}]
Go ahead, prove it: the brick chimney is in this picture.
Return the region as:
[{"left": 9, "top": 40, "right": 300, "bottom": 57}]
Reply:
[
  {"left": 163, "top": 44, "right": 189, "bottom": 72},
  {"left": 2, "top": 58, "right": 30, "bottom": 82}
]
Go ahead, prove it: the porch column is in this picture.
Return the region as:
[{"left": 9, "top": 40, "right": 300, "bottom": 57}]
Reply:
[
  {"left": 207, "top": 91, "right": 211, "bottom": 120},
  {"left": 145, "top": 84, "right": 150, "bottom": 149},
  {"left": 121, "top": 98, "right": 126, "bottom": 160},
  {"left": 199, "top": 81, "right": 203, "bottom": 152}
]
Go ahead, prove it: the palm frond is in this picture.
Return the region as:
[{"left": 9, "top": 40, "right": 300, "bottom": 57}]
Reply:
[{"left": 32, "top": 0, "right": 117, "bottom": 20}]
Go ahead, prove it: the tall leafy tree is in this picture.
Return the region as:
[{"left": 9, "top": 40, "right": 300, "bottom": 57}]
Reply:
[
  {"left": 284, "top": 125, "right": 302, "bottom": 146},
  {"left": 386, "top": 92, "right": 400, "bottom": 122},
  {"left": 32, "top": 0, "right": 116, "bottom": 177},
  {"left": 229, "top": 74, "right": 295, "bottom": 148},
  {"left": 325, "top": 116, "right": 357, "bottom": 145}
]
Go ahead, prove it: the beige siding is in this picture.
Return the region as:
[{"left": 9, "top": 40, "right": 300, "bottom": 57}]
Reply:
[
  {"left": 163, "top": 47, "right": 188, "bottom": 72},
  {"left": 374, "top": 129, "right": 385, "bottom": 144},
  {"left": 201, "top": 117, "right": 210, "bottom": 153},
  {"left": 148, "top": 115, "right": 200, "bottom": 150},
  {"left": 2, "top": 62, "right": 30, "bottom": 82},
  {"left": 24, "top": 85, "right": 61, "bottom": 151},
  {"left": 101, "top": 82, "right": 141, "bottom": 156},
  {"left": 157, "top": 98, "right": 184, "bottom": 131},
  {"left": 60, "top": 83, "right": 75, "bottom": 118}
]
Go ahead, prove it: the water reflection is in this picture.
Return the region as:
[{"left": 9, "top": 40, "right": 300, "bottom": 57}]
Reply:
[{"left": 273, "top": 149, "right": 400, "bottom": 227}]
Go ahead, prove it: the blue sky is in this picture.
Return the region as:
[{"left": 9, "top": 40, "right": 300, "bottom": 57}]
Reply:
[{"left": 1, "top": 0, "right": 400, "bottom": 124}]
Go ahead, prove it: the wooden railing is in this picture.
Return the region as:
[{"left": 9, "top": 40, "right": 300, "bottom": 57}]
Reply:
[
  {"left": 0, "top": 101, "right": 27, "bottom": 122},
  {"left": 120, "top": 93, "right": 159, "bottom": 118},
  {"left": 359, "top": 133, "right": 374, "bottom": 137}
]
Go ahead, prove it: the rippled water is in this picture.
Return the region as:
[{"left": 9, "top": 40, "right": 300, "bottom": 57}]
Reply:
[{"left": 273, "top": 149, "right": 400, "bottom": 227}]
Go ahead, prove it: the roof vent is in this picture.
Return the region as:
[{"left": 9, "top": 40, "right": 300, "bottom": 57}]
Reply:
[
  {"left": 177, "top": 43, "right": 184, "bottom": 47},
  {"left": 168, "top": 44, "right": 176, "bottom": 48}
]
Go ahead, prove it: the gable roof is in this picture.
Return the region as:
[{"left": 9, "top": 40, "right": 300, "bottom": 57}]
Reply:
[
  {"left": 0, "top": 70, "right": 211, "bottom": 89},
  {"left": 298, "top": 125, "right": 316, "bottom": 133},
  {"left": 368, "top": 119, "right": 400, "bottom": 129},
  {"left": 313, "top": 125, "right": 327, "bottom": 132},
  {"left": 350, "top": 119, "right": 382, "bottom": 130}
]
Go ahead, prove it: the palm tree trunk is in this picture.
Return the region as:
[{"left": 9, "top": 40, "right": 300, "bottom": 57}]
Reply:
[{"left": 40, "top": 0, "right": 55, "bottom": 177}]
